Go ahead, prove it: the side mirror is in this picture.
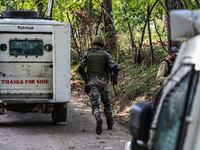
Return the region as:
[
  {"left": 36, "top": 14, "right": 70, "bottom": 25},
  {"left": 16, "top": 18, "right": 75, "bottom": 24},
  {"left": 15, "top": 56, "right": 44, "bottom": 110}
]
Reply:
[
  {"left": 171, "top": 9, "right": 200, "bottom": 40},
  {"left": 129, "top": 101, "right": 151, "bottom": 145}
]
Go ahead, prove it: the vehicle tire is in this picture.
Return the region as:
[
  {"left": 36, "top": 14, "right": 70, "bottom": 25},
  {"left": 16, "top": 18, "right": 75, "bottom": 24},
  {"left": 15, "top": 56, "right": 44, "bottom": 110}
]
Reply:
[
  {"left": 51, "top": 103, "right": 67, "bottom": 125},
  {"left": 2, "top": 10, "right": 37, "bottom": 19}
]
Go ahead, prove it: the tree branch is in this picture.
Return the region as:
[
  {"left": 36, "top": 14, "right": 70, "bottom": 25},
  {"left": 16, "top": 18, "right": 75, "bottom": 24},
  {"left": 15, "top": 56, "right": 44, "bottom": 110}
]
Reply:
[
  {"left": 181, "top": 0, "right": 188, "bottom": 9},
  {"left": 147, "top": 6, "right": 154, "bottom": 64},
  {"left": 95, "top": 3, "right": 103, "bottom": 35},
  {"left": 123, "top": 7, "right": 138, "bottom": 63},
  {"left": 97, "top": 0, "right": 114, "bottom": 23},
  {"left": 66, "top": 12, "right": 80, "bottom": 58},
  {"left": 195, "top": 0, "right": 200, "bottom": 8},
  {"left": 159, "top": 0, "right": 170, "bottom": 17},
  {"left": 139, "top": 0, "right": 159, "bottom": 48},
  {"left": 154, "top": 20, "right": 167, "bottom": 52}
]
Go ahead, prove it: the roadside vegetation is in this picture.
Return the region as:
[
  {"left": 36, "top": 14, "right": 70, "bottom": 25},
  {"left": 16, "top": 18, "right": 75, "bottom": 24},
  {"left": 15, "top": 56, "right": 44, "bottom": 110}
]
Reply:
[{"left": 71, "top": 40, "right": 167, "bottom": 125}]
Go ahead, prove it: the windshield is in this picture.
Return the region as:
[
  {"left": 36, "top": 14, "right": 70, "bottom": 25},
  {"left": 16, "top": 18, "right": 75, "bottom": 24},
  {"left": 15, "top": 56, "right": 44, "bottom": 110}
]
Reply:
[
  {"left": 151, "top": 65, "right": 197, "bottom": 150},
  {"left": 10, "top": 40, "right": 43, "bottom": 56}
]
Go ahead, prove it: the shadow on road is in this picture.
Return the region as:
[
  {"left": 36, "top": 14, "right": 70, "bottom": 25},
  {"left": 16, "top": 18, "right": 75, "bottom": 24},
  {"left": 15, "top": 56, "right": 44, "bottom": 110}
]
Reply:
[{"left": 0, "top": 99, "right": 95, "bottom": 135}]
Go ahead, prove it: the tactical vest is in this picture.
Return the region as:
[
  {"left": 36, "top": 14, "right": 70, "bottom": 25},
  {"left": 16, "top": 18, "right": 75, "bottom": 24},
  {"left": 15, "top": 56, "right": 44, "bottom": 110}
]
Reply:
[
  {"left": 163, "top": 59, "right": 173, "bottom": 77},
  {"left": 87, "top": 48, "right": 108, "bottom": 79}
]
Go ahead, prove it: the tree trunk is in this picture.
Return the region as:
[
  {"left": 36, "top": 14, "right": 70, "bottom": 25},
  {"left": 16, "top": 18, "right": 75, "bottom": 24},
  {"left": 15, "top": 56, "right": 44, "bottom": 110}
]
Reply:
[
  {"left": 138, "top": 0, "right": 158, "bottom": 64},
  {"left": 164, "top": 0, "right": 181, "bottom": 50},
  {"left": 147, "top": 6, "right": 154, "bottom": 64},
  {"left": 89, "top": 0, "right": 93, "bottom": 45},
  {"left": 103, "top": 0, "right": 117, "bottom": 53},
  {"left": 35, "top": 0, "right": 43, "bottom": 18},
  {"left": 162, "top": 14, "right": 166, "bottom": 32},
  {"left": 123, "top": 7, "right": 137, "bottom": 64},
  {"left": 95, "top": 12, "right": 102, "bottom": 35},
  {"left": 67, "top": 12, "right": 80, "bottom": 60},
  {"left": 154, "top": 20, "right": 167, "bottom": 52}
]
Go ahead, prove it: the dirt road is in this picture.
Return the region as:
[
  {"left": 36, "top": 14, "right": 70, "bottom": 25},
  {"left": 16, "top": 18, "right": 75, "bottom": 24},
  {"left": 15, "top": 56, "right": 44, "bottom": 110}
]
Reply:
[{"left": 0, "top": 96, "right": 131, "bottom": 150}]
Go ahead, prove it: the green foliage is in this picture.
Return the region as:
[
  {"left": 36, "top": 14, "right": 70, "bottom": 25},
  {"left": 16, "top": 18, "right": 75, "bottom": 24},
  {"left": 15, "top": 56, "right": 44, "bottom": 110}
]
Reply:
[
  {"left": 0, "top": 0, "right": 17, "bottom": 10},
  {"left": 0, "top": 0, "right": 47, "bottom": 13},
  {"left": 109, "top": 59, "right": 160, "bottom": 107},
  {"left": 1, "top": 0, "right": 200, "bottom": 109},
  {"left": 1, "top": 0, "right": 199, "bottom": 63}
]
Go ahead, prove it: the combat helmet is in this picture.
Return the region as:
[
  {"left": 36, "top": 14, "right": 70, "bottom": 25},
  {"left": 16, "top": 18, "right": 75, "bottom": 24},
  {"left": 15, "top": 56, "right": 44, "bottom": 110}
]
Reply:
[{"left": 92, "top": 36, "right": 105, "bottom": 46}]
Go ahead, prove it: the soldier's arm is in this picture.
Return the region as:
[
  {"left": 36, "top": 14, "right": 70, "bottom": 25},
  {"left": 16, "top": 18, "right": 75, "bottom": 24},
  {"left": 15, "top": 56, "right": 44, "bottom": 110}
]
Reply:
[
  {"left": 156, "top": 61, "right": 168, "bottom": 84},
  {"left": 78, "top": 52, "right": 88, "bottom": 83}
]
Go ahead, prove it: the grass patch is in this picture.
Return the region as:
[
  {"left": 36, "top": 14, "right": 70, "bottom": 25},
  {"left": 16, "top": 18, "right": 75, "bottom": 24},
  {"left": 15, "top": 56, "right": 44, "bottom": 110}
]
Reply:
[{"left": 109, "top": 60, "right": 160, "bottom": 111}]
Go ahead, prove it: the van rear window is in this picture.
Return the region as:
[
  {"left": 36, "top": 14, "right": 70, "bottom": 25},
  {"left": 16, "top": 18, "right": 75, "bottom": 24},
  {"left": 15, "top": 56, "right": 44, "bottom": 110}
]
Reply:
[{"left": 10, "top": 40, "right": 43, "bottom": 56}]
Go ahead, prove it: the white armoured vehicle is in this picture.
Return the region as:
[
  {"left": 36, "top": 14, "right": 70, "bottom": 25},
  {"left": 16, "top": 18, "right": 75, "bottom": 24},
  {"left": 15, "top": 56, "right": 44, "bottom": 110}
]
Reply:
[
  {"left": 125, "top": 9, "right": 200, "bottom": 150},
  {"left": 0, "top": 10, "right": 70, "bottom": 124}
]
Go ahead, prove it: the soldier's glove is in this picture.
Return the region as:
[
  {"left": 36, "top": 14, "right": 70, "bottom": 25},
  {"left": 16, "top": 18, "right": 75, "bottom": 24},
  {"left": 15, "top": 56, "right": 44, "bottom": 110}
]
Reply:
[
  {"left": 111, "top": 72, "right": 118, "bottom": 85},
  {"left": 111, "top": 65, "right": 120, "bottom": 85},
  {"left": 84, "top": 85, "right": 90, "bottom": 94},
  {"left": 112, "top": 65, "right": 120, "bottom": 74}
]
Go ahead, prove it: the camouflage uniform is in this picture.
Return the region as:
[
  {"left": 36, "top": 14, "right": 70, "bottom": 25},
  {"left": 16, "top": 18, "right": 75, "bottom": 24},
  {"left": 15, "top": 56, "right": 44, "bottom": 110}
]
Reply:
[
  {"left": 78, "top": 36, "right": 119, "bottom": 135},
  {"left": 156, "top": 57, "right": 173, "bottom": 85},
  {"left": 79, "top": 45, "right": 117, "bottom": 120}
]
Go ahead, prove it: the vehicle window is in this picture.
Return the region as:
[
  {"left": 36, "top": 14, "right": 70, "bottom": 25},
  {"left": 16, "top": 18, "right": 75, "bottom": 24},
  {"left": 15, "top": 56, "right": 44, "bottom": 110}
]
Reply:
[
  {"left": 176, "top": 71, "right": 198, "bottom": 150},
  {"left": 151, "top": 66, "right": 193, "bottom": 150},
  {"left": 10, "top": 40, "right": 43, "bottom": 56},
  {"left": 185, "top": 71, "right": 198, "bottom": 115}
]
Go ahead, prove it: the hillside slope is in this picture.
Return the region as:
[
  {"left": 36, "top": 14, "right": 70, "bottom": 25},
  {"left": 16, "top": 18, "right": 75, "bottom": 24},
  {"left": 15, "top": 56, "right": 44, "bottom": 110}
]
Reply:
[{"left": 71, "top": 62, "right": 160, "bottom": 126}]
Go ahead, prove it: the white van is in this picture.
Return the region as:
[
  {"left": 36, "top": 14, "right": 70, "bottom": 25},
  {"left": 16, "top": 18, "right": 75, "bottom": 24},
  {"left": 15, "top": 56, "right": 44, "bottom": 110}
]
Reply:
[
  {"left": 0, "top": 10, "right": 70, "bottom": 124},
  {"left": 125, "top": 9, "right": 200, "bottom": 150}
]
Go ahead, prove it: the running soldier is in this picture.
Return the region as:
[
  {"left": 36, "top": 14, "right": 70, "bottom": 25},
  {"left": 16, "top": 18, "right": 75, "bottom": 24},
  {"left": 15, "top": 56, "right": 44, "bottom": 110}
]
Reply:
[{"left": 78, "top": 36, "right": 119, "bottom": 135}]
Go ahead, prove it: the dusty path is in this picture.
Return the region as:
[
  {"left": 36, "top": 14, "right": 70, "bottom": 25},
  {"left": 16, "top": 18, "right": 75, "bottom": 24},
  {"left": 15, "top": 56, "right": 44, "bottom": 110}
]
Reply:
[{"left": 0, "top": 96, "right": 131, "bottom": 150}]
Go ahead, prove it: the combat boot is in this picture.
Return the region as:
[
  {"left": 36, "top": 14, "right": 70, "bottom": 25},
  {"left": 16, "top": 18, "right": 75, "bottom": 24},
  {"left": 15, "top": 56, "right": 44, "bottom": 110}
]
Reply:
[
  {"left": 107, "top": 118, "right": 114, "bottom": 130},
  {"left": 96, "top": 116, "right": 103, "bottom": 135}
]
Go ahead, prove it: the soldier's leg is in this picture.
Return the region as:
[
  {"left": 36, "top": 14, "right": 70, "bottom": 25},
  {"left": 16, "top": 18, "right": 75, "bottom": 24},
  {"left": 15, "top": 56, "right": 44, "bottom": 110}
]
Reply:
[
  {"left": 101, "top": 95, "right": 112, "bottom": 119},
  {"left": 88, "top": 84, "right": 100, "bottom": 118},
  {"left": 100, "top": 86, "right": 114, "bottom": 130},
  {"left": 88, "top": 82, "right": 102, "bottom": 135}
]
